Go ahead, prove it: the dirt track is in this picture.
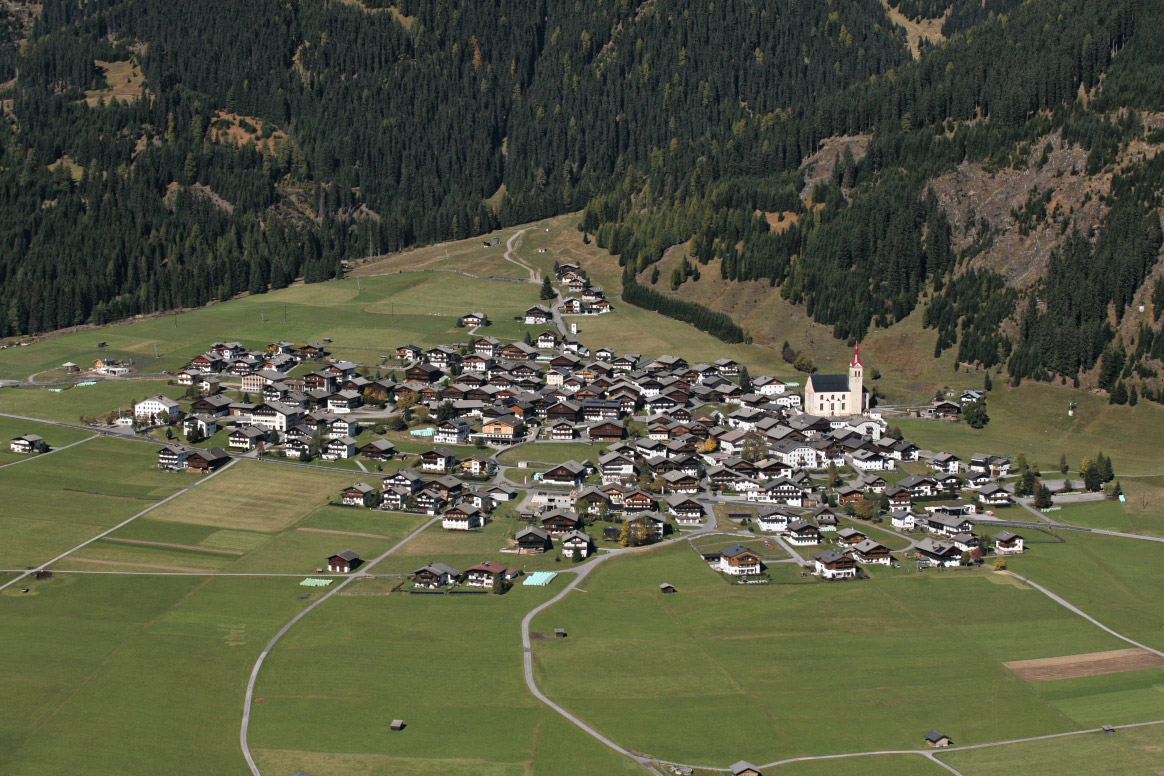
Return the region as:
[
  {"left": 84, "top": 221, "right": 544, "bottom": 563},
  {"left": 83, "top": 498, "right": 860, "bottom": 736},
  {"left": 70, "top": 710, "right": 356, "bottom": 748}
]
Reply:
[
  {"left": 65, "top": 557, "right": 215, "bottom": 573},
  {"left": 296, "top": 527, "right": 395, "bottom": 540},
  {"left": 1005, "top": 648, "right": 1164, "bottom": 681}
]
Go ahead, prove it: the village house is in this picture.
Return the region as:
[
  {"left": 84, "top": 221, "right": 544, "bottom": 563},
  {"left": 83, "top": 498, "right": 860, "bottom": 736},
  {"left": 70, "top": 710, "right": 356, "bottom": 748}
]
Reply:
[
  {"left": 925, "top": 512, "right": 975, "bottom": 537},
  {"left": 420, "top": 447, "right": 459, "bottom": 472},
  {"left": 714, "top": 544, "right": 763, "bottom": 576},
  {"left": 435, "top": 418, "right": 473, "bottom": 445},
  {"left": 284, "top": 438, "right": 312, "bottom": 460},
  {"left": 969, "top": 454, "right": 1012, "bottom": 477},
  {"left": 135, "top": 395, "right": 180, "bottom": 424},
  {"left": 481, "top": 415, "right": 524, "bottom": 442},
  {"left": 524, "top": 305, "right": 553, "bottom": 325},
  {"left": 156, "top": 445, "right": 187, "bottom": 470},
  {"left": 183, "top": 413, "right": 219, "bottom": 439},
  {"left": 250, "top": 401, "right": 302, "bottom": 432},
  {"left": 836, "top": 527, "right": 868, "bottom": 549},
  {"left": 851, "top": 539, "right": 892, "bottom": 565},
  {"left": 541, "top": 460, "right": 587, "bottom": 487},
  {"left": 465, "top": 561, "right": 519, "bottom": 588},
  {"left": 328, "top": 550, "right": 361, "bottom": 573},
  {"left": 560, "top": 530, "right": 594, "bottom": 558},
  {"left": 785, "top": 519, "right": 821, "bottom": 546},
  {"left": 191, "top": 394, "right": 233, "bottom": 417},
  {"left": 994, "top": 530, "right": 1025, "bottom": 555},
  {"left": 515, "top": 525, "right": 552, "bottom": 554},
  {"left": 813, "top": 549, "right": 858, "bottom": 579},
  {"left": 442, "top": 503, "right": 484, "bottom": 530},
  {"left": 342, "top": 483, "right": 378, "bottom": 507},
  {"left": 929, "top": 452, "right": 962, "bottom": 474},
  {"left": 977, "top": 483, "right": 1012, "bottom": 507},
  {"left": 413, "top": 562, "right": 460, "bottom": 588},
  {"left": 540, "top": 509, "right": 582, "bottom": 536},
  {"left": 10, "top": 434, "right": 46, "bottom": 454},
  {"left": 664, "top": 495, "right": 705, "bottom": 525},
  {"left": 461, "top": 311, "right": 489, "bottom": 327},
  {"left": 915, "top": 538, "right": 962, "bottom": 568},
  {"left": 228, "top": 425, "right": 267, "bottom": 451},
  {"left": 187, "top": 448, "right": 230, "bottom": 474},
  {"left": 359, "top": 439, "right": 396, "bottom": 460},
  {"left": 320, "top": 436, "right": 356, "bottom": 460},
  {"left": 890, "top": 511, "right": 917, "bottom": 531}
]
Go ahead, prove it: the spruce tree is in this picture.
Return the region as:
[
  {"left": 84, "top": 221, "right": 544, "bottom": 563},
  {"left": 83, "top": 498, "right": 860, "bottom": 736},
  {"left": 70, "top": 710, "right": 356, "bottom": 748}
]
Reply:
[{"left": 1110, "top": 380, "right": 1128, "bottom": 405}]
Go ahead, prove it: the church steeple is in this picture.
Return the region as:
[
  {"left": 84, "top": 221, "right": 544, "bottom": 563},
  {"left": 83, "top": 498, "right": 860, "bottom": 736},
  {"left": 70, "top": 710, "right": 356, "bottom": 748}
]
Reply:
[{"left": 849, "top": 343, "right": 864, "bottom": 413}]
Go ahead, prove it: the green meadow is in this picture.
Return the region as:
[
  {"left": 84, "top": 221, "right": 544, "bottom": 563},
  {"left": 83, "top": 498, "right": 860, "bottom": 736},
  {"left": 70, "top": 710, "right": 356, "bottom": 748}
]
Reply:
[
  {"left": 0, "top": 415, "right": 92, "bottom": 465},
  {"left": 529, "top": 542, "right": 1155, "bottom": 767},
  {"left": 249, "top": 588, "right": 643, "bottom": 776},
  {"left": 0, "top": 271, "right": 544, "bottom": 383},
  {"left": 0, "top": 573, "right": 313, "bottom": 776},
  {"left": 0, "top": 437, "right": 186, "bottom": 569}
]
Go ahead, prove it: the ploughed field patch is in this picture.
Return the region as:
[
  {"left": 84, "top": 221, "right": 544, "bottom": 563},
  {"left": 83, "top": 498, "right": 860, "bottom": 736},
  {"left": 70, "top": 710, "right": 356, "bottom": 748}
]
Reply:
[{"left": 1005, "top": 648, "right": 1164, "bottom": 682}]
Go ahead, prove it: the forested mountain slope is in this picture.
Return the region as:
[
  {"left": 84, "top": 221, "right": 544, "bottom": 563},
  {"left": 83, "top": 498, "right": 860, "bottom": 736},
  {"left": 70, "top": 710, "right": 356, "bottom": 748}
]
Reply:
[
  {"left": 0, "top": 0, "right": 908, "bottom": 336},
  {"left": 584, "top": 0, "right": 1164, "bottom": 402},
  {"left": 3, "top": 0, "right": 1164, "bottom": 409}
]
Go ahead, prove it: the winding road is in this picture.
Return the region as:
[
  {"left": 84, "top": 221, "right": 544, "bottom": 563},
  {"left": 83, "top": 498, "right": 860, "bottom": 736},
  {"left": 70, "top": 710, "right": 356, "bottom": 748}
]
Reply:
[{"left": 502, "top": 228, "right": 539, "bottom": 283}]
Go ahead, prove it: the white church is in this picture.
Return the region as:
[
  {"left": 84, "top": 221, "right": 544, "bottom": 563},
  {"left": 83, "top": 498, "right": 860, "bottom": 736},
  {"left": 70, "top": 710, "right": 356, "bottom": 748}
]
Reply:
[{"left": 804, "top": 344, "right": 868, "bottom": 418}]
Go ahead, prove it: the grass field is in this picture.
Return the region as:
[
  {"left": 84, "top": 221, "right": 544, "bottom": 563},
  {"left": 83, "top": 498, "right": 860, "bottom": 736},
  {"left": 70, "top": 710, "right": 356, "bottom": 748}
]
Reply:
[
  {"left": 0, "top": 415, "right": 91, "bottom": 465},
  {"left": 249, "top": 588, "right": 644, "bottom": 776},
  {"left": 146, "top": 461, "right": 359, "bottom": 533},
  {"left": 1049, "top": 499, "right": 1164, "bottom": 538},
  {"left": 530, "top": 541, "right": 1154, "bottom": 767},
  {"left": 0, "top": 271, "right": 542, "bottom": 383},
  {"left": 893, "top": 380, "right": 1164, "bottom": 475},
  {"left": 938, "top": 722, "right": 1164, "bottom": 775},
  {"left": 1008, "top": 531, "right": 1164, "bottom": 653},
  {"left": 0, "top": 437, "right": 186, "bottom": 569},
  {"left": 374, "top": 517, "right": 590, "bottom": 576},
  {"left": 497, "top": 440, "right": 609, "bottom": 466},
  {"left": 0, "top": 573, "right": 313, "bottom": 775},
  {"left": 770, "top": 755, "right": 947, "bottom": 775},
  {"left": 0, "top": 381, "right": 183, "bottom": 423}
]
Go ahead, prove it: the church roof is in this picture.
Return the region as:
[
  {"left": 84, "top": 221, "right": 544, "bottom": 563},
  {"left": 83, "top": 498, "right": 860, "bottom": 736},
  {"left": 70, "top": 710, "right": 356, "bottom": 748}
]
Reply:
[{"left": 808, "top": 374, "right": 850, "bottom": 393}]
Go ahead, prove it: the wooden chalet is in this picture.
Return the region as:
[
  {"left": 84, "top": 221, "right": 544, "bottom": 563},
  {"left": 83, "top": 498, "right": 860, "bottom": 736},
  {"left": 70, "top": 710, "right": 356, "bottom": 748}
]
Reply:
[
  {"left": 187, "top": 448, "right": 230, "bottom": 473},
  {"left": 327, "top": 550, "right": 361, "bottom": 573}
]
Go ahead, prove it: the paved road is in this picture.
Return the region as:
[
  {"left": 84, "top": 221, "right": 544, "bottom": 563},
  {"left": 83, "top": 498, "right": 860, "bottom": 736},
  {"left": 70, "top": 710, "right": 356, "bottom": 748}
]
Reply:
[
  {"left": 239, "top": 516, "right": 440, "bottom": 776},
  {"left": 0, "top": 458, "right": 239, "bottom": 593},
  {"left": 0, "top": 433, "right": 99, "bottom": 469}
]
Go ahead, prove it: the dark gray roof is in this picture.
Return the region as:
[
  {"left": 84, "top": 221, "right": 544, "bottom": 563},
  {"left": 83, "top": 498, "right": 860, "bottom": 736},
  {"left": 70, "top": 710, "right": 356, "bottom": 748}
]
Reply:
[{"left": 808, "top": 374, "right": 850, "bottom": 393}]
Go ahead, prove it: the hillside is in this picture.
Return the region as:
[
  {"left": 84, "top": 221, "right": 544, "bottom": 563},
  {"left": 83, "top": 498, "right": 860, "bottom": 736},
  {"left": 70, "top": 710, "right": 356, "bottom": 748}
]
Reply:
[
  {"left": 583, "top": 0, "right": 1164, "bottom": 406},
  {"left": 0, "top": 0, "right": 1163, "bottom": 409}
]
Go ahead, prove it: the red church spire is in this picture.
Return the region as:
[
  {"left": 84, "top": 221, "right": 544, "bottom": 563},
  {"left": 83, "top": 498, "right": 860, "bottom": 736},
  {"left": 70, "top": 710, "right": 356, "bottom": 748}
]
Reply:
[{"left": 851, "top": 343, "right": 863, "bottom": 368}]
